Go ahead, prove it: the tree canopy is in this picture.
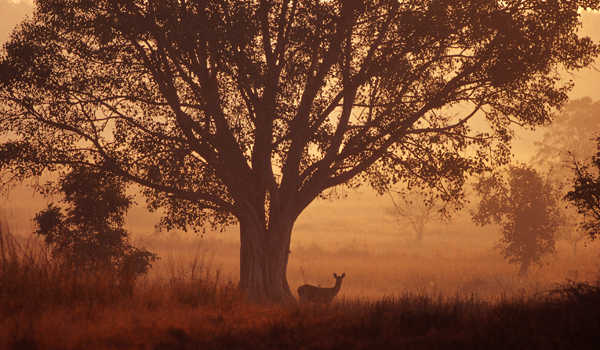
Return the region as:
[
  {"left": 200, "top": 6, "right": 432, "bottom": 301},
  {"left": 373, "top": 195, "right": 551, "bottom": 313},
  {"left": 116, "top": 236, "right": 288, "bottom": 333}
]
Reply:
[
  {"left": 566, "top": 139, "right": 600, "bottom": 242},
  {"left": 1, "top": 0, "right": 599, "bottom": 302},
  {"left": 533, "top": 97, "right": 600, "bottom": 176},
  {"left": 34, "top": 167, "right": 158, "bottom": 279},
  {"left": 532, "top": 97, "right": 600, "bottom": 254},
  {"left": 472, "top": 164, "right": 562, "bottom": 276}
]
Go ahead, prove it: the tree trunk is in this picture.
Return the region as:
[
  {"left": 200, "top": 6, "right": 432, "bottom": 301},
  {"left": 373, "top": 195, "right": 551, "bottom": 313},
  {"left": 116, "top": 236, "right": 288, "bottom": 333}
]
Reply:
[
  {"left": 519, "top": 231, "right": 537, "bottom": 277},
  {"left": 238, "top": 214, "right": 295, "bottom": 304},
  {"left": 414, "top": 220, "right": 425, "bottom": 245},
  {"left": 518, "top": 257, "right": 531, "bottom": 276},
  {"left": 415, "top": 225, "right": 424, "bottom": 245}
]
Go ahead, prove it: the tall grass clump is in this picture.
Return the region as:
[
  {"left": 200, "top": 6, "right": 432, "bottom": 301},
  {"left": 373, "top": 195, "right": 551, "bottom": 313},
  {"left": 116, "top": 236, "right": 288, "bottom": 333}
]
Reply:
[
  {"left": 0, "top": 215, "right": 247, "bottom": 349},
  {"left": 0, "top": 216, "right": 130, "bottom": 313},
  {"left": 156, "top": 244, "right": 244, "bottom": 308},
  {"left": 1, "top": 214, "right": 244, "bottom": 313}
]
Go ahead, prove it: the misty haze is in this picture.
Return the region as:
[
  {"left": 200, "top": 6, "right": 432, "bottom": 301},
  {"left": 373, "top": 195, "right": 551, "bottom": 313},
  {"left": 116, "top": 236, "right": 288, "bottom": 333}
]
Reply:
[{"left": 1, "top": 1, "right": 600, "bottom": 349}]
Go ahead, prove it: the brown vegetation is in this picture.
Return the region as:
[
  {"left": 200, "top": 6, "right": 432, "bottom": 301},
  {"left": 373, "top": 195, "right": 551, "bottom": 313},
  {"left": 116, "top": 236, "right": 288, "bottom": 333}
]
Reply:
[{"left": 2, "top": 215, "right": 600, "bottom": 350}]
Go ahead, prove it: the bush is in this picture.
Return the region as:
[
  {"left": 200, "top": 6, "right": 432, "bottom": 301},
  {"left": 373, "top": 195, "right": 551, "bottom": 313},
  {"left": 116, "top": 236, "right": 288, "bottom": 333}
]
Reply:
[{"left": 34, "top": 167, "right": 158, "bottom": 280}]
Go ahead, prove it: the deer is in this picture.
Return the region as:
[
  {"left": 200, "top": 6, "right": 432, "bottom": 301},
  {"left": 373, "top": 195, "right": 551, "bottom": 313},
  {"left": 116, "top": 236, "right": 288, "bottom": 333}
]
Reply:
[{"left": 297, "top": 273, "right": 345, "bottom": 304}]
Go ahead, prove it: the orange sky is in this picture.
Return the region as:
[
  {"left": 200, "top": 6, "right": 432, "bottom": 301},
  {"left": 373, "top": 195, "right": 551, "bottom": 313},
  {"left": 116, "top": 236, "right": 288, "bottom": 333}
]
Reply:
[{"left": 573, "top": 10, "right": 600, "bottom": 100}]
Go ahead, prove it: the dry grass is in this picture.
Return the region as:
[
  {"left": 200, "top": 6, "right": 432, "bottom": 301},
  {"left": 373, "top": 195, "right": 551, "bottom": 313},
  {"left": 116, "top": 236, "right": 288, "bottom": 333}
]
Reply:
[
  {"left": 139, "top": 217, "right": 600, "bottom": 302},
  {"left": 2, "top": 214, "right": 600, "bottom": 350}
]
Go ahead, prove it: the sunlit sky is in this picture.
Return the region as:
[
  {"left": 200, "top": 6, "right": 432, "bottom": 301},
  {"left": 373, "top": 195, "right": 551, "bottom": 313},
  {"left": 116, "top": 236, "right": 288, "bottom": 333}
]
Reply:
[{"left": 571, "top": 10, "right": 600, "bottom": 100}]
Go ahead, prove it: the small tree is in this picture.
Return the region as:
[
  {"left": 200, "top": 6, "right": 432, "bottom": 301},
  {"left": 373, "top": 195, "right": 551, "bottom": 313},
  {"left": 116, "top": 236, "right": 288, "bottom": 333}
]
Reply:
[
  {"left": 472, "top": 164, "right": 562, "bottom": 276},
  {"left": 389, "top": 190, "right": 440, "bottom": 245},
  {"left": 565, "top": 139, "right": 600, "bottom": 242},
  {"left": 34, "top": 167, "right": 158, "bottom": 279},
  {"left": 555, "top": 213, "right": 588, "bottom": 256}
]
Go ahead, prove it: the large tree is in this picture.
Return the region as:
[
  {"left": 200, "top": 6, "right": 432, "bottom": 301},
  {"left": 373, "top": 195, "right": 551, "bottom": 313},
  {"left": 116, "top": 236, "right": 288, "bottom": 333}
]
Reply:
[{"left": 0, "top": 0, "right": 598, "bottom": 302}]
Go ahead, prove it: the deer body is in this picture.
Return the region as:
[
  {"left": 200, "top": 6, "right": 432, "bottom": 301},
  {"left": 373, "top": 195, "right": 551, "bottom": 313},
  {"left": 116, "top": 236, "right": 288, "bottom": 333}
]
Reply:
[{"left": 298, "top": 273, "right": 345, "bottom": 304}]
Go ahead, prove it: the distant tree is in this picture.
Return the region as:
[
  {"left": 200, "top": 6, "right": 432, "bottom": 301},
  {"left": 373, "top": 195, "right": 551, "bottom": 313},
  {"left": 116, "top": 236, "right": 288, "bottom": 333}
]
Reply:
[
  {"left": 472, "top": 165, "right": 562, "bottom": 276},
  {"left": 34, "top": 167, "right": 158, "bottom": 279},
  {"left": 532, "top": 97, "right": 600, "bottom": 255},
  {"left": 533, "top": 97, "right": 600, "bottom": 175},
  {"left": 565, "top": 140, "right": 600, "bottom": 242},
  {"left": 555, "top": 214, "right": 587, "bottom": 256},
  {"left": 1, "top": 0, "right": 598, "bottom": 302},
  {"left": 389, "top": 190, "right": 440, "bottom": 245}
]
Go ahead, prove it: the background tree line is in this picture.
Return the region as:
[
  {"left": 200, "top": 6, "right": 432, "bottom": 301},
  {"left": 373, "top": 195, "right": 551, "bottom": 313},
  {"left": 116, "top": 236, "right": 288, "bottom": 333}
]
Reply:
[{"left": 389, "top": 98, "right": 600, "bottom": 276}]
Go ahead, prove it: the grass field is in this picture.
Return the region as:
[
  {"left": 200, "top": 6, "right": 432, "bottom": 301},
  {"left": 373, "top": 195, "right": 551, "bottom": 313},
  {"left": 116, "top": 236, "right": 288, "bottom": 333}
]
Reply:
[{"left": 2, "top": 213, "right": 600, "bottom": 350}]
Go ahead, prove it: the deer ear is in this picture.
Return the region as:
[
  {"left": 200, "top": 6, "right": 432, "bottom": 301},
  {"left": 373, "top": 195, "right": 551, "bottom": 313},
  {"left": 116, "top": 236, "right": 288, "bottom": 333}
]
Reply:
[
  {"left": 334, "top": 273, "right": 337, "bottom": 278},
  {"left": 341, "top": 273, "right": 345, "bottom": 278}
]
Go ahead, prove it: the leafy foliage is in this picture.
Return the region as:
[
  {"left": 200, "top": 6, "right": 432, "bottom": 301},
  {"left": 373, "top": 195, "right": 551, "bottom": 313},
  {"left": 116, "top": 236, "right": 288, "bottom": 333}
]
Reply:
[
  {"left": 565, "top": 140, "right": 600, "bottom": 241},
  {"left": 472, "top": 165, "right": 562, "bottom": 275},
  {"left": 533, "top": 97, "right": 600, "bottom": 176},
  {"left": 531, "top": 97, "right": 600, "bottom": 254},
  {"left": 34, "top": 168, "right": 158, "bottom": 279}
]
